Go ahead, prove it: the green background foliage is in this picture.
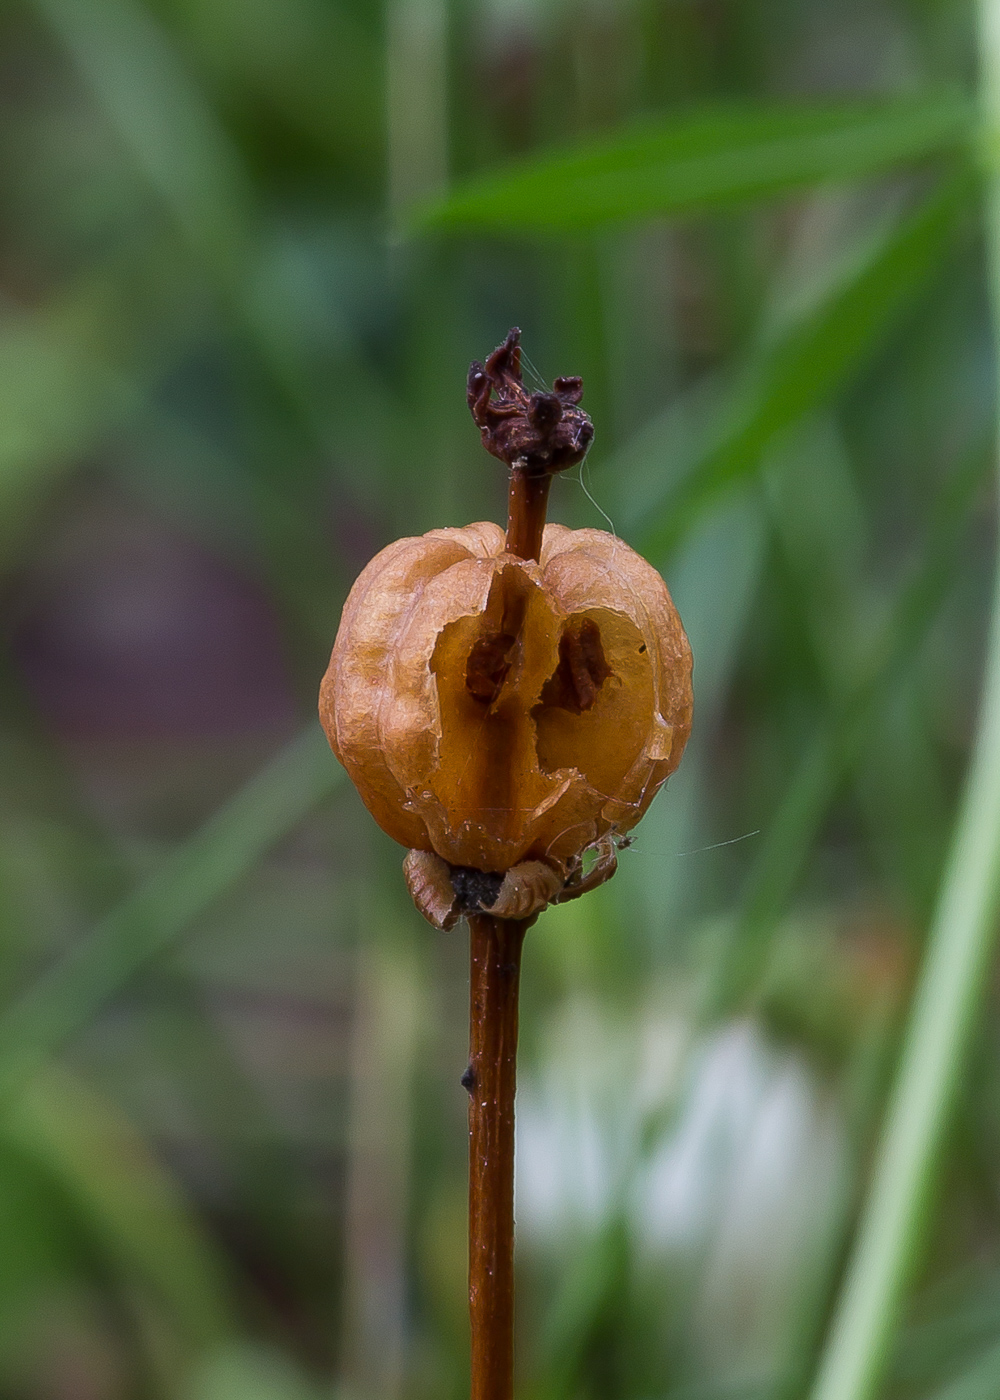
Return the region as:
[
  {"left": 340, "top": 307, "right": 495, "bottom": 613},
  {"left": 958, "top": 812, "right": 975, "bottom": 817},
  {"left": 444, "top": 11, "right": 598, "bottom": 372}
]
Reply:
[{"left": 0, "top": 2, "right": 999, "bottom": 1398}]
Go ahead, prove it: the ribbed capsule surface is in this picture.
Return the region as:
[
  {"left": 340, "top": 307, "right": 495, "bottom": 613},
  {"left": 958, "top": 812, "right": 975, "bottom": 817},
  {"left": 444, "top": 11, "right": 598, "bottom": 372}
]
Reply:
[{"left": 320, "top": 521, "right": 692, "bottom": 876}]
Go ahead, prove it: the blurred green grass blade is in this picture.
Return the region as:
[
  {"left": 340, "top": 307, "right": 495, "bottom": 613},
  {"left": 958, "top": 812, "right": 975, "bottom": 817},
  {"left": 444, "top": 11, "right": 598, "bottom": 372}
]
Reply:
[
  {"left": 0, "top": 311, "right": 118, "bottom": 487},
  {"left": 30, "top": 0, "right": 314, "bottom": 422},
  {"left": 174, "top": 0, "right": 382, "bottom": 176},
  {"left": 30, "top": 0, "right": 252, "bottom": 274},
  {"left": 892, "top": 1274, "right": 1000, "bottom": 1390},
  {"left": 705, "top": 437, "right": 991, "bottom": 1016},
  {"left": 923, "top": 1340, "right": 1000, "bottom": 1400},
  {"left": 629, "top": 496, "right": 765, "bottom": 936},
  {"left": 629, "top": 173, "right": 972, "bottom": 559},
  {"left": 0, "top": 309, "right": 126, "bottom": 561},
  {"left": 0, "top": 725, "right": 342, "bottom": 1091},
  {"left": 537, "top": 1219, "right": 629, "bottom": 1397},
  {"left": 0, "top": 268, "right": 177, "bottom": 565},
  {"left": 809, "top": 11, "right": 1000, "bottom": 1389},
  {"left": 32, "top": 0, "right": 410, "bottom": 576},
  {"left": 913, "top": 1338, "right": 1000, "bottom": 1400},
  {"left": 189, "top": 1343, "right": 322, "bottom": 1400},
  {"left": 8, "top": 1066, "right": 235, "bottom": 1352},
  {"left": 414, "top": 93, "right": 971, "bottom": 232}
]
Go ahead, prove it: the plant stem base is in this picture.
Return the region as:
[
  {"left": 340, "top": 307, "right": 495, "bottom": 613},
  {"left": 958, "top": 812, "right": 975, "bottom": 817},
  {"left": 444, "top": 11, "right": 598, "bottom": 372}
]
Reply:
[{"left": 467, "top": 913, "right": 528, "bottom": 1400}]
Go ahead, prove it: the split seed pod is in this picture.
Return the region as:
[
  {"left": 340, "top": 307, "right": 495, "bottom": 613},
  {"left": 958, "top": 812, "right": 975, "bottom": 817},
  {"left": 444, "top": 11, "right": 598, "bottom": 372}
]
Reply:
[{"left": 320, "top": 330, "right": 692, "bottom": 925}]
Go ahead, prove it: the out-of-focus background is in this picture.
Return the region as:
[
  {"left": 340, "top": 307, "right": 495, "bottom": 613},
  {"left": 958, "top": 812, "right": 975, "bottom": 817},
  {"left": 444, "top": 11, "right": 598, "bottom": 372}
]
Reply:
[{"left": 0, "top": 1, "right": 996, "bottom": 1398}]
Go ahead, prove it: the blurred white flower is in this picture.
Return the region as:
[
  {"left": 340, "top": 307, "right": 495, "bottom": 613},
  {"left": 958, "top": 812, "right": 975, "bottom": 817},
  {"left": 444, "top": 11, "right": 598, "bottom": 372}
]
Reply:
[
  {"left": 515, "top": 995, "right": 687, "bottom": 1238},
  {"left": 516, "top": 1001, "right": 847, "bottom": 1379}
]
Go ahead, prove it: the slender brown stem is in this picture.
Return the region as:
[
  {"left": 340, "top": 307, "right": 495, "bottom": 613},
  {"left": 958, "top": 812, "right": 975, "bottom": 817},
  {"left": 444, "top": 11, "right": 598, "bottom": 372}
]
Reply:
[
  {"left": 467, "top": 913, "right": 528, "bottom": 1400},
  {"left": 505, "top": 470, "right": 551, "bottom": 562},
  {"left": 463, "top": 330, "right": 591, "bottom": 1396}
]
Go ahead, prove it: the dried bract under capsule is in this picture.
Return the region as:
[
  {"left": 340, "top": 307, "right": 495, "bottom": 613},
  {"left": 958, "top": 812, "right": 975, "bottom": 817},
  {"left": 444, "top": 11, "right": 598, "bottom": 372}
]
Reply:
[{"left": 320, "top": 521, "right": 692, "bottom": 891}]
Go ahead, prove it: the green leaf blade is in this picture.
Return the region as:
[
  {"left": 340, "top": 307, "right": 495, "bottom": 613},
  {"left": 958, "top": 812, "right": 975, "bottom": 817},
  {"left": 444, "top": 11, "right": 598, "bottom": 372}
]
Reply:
[
  {"left": 630, "top": 171, "right": 973, "bottom": 559},
  {"left": 415, "top": 93, "right": 973, "bottom": 232},
  {"left": 0, "top": 725, "right": 342, "bottom": 1091}
]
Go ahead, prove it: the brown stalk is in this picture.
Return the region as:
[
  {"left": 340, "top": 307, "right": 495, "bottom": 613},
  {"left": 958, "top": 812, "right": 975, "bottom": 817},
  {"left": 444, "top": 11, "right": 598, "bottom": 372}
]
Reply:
[
  {"left": 463, "top": 329, "right": 594, "bottom": 1397},
  {"left": 466, "top": 913, "right": 528, "bottom": 1400},
  {"left": 505, "top": 471, "right": 551, "bottom": 563}
]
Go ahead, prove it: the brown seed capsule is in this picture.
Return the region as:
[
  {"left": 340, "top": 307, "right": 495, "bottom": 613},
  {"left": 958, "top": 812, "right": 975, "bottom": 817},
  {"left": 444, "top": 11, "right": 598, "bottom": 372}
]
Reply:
[{"left": 319, "top": 520, "right": 692, "bottom": 881}]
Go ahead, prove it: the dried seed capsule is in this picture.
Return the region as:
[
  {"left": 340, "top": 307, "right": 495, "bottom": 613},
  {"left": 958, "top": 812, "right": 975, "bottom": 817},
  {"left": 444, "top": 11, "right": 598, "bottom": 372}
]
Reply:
[
  {"left": 320, "top": 520, "right": 692, "bottom": 879},
  {"left": 320, "top": 329, "right": 692, "bottom": 925}
]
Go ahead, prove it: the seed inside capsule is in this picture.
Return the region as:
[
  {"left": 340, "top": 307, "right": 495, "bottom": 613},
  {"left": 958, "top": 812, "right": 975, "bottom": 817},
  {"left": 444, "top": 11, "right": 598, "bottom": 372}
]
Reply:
[
  {"left": 466, "top": 631, "right": 518, "bottom": 704},
  {"left": 540, "top": 617, "right": 611, "bottom": 714}
]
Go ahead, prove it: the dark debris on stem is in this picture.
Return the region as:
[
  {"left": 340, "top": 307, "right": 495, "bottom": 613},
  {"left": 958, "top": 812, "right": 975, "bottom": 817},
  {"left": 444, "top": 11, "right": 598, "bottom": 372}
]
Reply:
[{"left": 467, "top": 328, "right": 594, "bottom": 476}]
